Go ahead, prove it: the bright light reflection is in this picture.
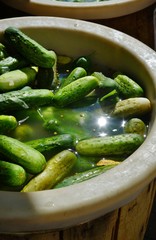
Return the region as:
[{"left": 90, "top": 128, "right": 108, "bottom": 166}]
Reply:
[
  {"left": 121, "top": 120, "right": 126, "bottom": 127},
  {"left": 99, "top": 132, "right": 107, "bottom": 137},
  {"left": 97, "top": 116, "right": 107, "bottom": 127}
]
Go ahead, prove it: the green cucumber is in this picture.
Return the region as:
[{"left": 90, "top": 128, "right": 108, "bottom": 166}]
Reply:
[
  {"left": 92, "top": 72, "right": 116, "bottom": 92},
  {"left": 73, "top": 56, "right": 92, "bottom": 72},
  {"left": 0, "top": 115, "right": 18, "bottom": 134},
  {"left": 36, "top": 67, "right": 54, "bottom": 89},
  {"left": 53, "top": 75, "right": 99, "bottom": 107},
  {"left": 12, "top": 124, "right": 34, "bottom": 142},
  {"left": 4, "top": 27, "right": 56, "bottom": 68},
  {"left": 76, "top": 133, "right": 144, "bottom": 157},
  {"left": 26, "top": 134, "right": 75, "bottom": 154},
  {"left": 99, "top": 89, "right": 120, "bottom": 113},
  {"left": 0, "top": 160, "right": 27, "bottom": 187},
  {"left": 0, "top": 55, "right": 28, "bottom": 75},
  {"left": 0, "top": 66, "right": 37, "bottom": 92},
  {"left": 54, "top": 165, "right": 116, "bottom": 189},
  {"left": 21, "top": 150, "right": 77, "bottom": 192},
  {"left": 114, "top": 74, "right": 144, "bottom": 98},
  {"left": 60, "top": 67, "right": 87, "bottom": 88},
  {"left": 0, "top": 135, "right": 46, "bottom": 174},
  {"left": 0, "top": 89, "right": 54, "bottom": 113},
  {"left": 43, "top": 119, "right": 89, "bottom": 141},
  {"left": 0, "top": 43, "right": 8, "bottom": 60},
  {"left": 124, "top": 118, "right": 147, "bottom": 136}
]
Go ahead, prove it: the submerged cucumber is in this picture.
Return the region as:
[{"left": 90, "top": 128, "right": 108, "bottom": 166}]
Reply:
[
  {"left": 0, "top": 135, "right": 46, "bottom": 174},
  {"left": 21, "top": 150, "right": 77, "bottom": 192},
  {"left": 4, "top": 27, "right": 56, "bottom": 68},
  {"left": 0, "top": 160, "right": 27, "bottom": 187},
  {"left": 36, "top": 67, "right": 54, "bottom": 89},
  {"left": 92, "top": 72, "right": 116, "bottom": 92},
  {"left": 76, "top": 133, "right": 144, "bottom": 157},
  {"left": 0, "top": 115, "right": 18, "bottom": 134},
  {"left": 12, "top": 124, "right": 34, "bottom": 142},
  {"left": 54, "top": 165, "right": 116, "bottom": 189},
  {"left": 26, "top": 134, "right": 75, "bottom": 154}
]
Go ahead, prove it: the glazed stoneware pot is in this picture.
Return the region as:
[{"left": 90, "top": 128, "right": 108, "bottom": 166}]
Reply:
[
  {"left": 1, "top": 0, "right": 155, "bottom": 19},
  {"left": 0, "top": 16, "right": 156, "bottom": 233}
]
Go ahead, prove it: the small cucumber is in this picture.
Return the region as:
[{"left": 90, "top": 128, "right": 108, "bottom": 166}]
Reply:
[
  {"left": 0, "top": 160, "right": 27, "bottom": 187},
  {"left": 36, "top": 67, "right": 54, "bottom": 89},
  {"left": 54, "top": 165, "right": 116, "bottom": 189},
  {"left": 0, "top": 115, "right": 18, "bottom": 134},
  {"left": 73, "top": 56, "right": 92, "bottom": 72},
  {"left": 99, "top": 89, "right": 120, "bottom": 113},
  {"left": 111, "top": 97, "right": 151, "bottom": 118},
  {"left": 60, "top": 67, "right": 87, "bottom": 88},
  {"left": 21, "top": 150, "right": 77, "bottom": 192},
  {"left": 0, "top": 55, "right": 28, "bottom": 75},
  {"left": 72, "top": 156, "right": 96, "bottom": 173},
  {"left": 12, "top": 124, "right": 34, "bottom": 142},
  {"left": 0, "top": 66, "right": 37, "bottom": 92},
  {"left": 76, "top": 133, "right": 144, "bottom": 157},
  {"left": 57, "top": 55, "right": 72, "bottom": 66},
  {"left": 53, "top": 76, "right": 99, "bottom": 107},
  {"left": 26, "top": 134, "right": 75, "bottom": 154},
  {"left": 114, "top": 74, "right": 144, "bottom": 98},
  {"left": 0, "top": 135, "right": 46, "bottom": 174},
  {"left": 4, "top": 27, "right": 56, "bottom": 68},
  {"left": 43, "top": 119, "right": 88, "bottom": 141},
  {"left": 92, "top": 72, "right": 116, "bottom": 93},
  {"left": 0, "top": 43, "right": 8, "bottom": 60},
  {"left": 124, "top": 118, "right": 147, "bottom": 136},
  {"left": 0, "top": 89, "right": 54, "bottom": 113}
]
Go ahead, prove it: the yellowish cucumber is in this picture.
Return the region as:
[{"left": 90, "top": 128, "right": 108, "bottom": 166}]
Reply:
[
  {"left": 21, "top": 150, "right": 77, "bottom": 192},
  {"left": 111, "top": 97, "right": 151, "bottom": 118},
  {"left": 124, "top": 118, "right": 147, "bottom": 136}
]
